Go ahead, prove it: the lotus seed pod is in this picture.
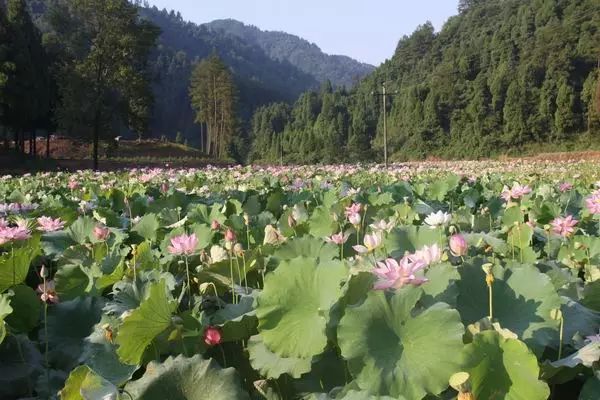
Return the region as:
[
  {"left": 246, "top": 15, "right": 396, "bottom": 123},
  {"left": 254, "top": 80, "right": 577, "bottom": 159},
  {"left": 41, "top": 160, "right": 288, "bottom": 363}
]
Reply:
[
  {"left": 458, "top": 392, "right": 476, "bottom": 400},
  {"left": 40, "top": 265, "right": 49, "bottom": 278},
  {"left": 485, "top": 273, "right": 495, "bottom": 286},
  {"left": 243, "top": 213, "right": 250, "bottom": 226},
  {"left": 481, "top": 263, "right": 493, "bottom": 275},
  {"left": 543, "top": 224, "right": 551, "bottom": 231}
]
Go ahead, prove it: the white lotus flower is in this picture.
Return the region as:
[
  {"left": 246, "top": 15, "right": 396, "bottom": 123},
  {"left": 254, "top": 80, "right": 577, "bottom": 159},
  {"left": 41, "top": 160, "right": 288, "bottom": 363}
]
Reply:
[{"left": 424, "top": 211, "right": 451, "bottom": 229}]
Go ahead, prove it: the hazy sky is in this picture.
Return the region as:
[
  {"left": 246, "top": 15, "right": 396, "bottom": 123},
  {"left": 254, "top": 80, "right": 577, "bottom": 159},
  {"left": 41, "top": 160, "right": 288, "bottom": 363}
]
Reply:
[{"left": 147, "top": 1, "right": 459, "bottom": 65}]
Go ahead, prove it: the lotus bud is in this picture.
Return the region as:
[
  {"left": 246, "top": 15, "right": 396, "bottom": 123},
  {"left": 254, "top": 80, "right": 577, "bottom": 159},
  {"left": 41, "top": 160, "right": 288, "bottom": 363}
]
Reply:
[
  {"left": 225, "top": 228, "right": 236, "bottom": 243},
  {"left": 210, "top": 220, "right": 220, "bottom": 231},
  {"left": 287, "top": 213, "right": 297, "bottom": 228},
  {"left": 233, "top": 243, "right": 244, "bottom": 257},
  {"left": 225, "top": 240, "right": 233, "bottom": 251},
  {"left": 203, "top": 326, "right": 222, "bottom": 346},
  {"left": 40, "top": 265, "right": 49, "bottom": 279},
  {"left": 449, "top": 234, "right": 468, "bottom": 257}
]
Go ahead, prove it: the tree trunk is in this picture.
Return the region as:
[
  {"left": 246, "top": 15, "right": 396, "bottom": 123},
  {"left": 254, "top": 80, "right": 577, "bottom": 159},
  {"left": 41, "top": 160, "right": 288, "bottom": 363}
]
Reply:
[
  {"left": 1, "top": 126, "right": 7, "bottom": 150},
  {"left": 46, "top": 131, "right": 50, "bottom": 158},
  {"left": 13, "top": 131, "right": 18, "bottom": 152},
  {"left": 93, "top": 111, "right": 101, "bottom": 170},
  {"left": 32, "top": 130, "right": 37, "bottom": 156}
]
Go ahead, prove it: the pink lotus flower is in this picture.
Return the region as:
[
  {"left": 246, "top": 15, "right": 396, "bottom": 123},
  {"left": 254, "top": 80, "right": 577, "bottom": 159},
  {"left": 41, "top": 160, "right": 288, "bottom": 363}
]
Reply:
[
  {"left": 37, "top": 216, "right": 65, "bottom": 232},
  {"left": 412, "top": 244, "right": 442, "bottom": 266},
  {"left": 353, "top": 233, "right": 382, "bottom": 254},
  {"left": 68, "top": 180, "right": 79, "bottom": 190},
  {"left": 168, "top": 233, "right": 198, "bottom": 256},
  {"left": 93, "top": 225, "right": 111, "bottom": 241},
  {"left": 369, "top": 219, "right": 395, "bottom": 233},
  {"left": 501, "top": 183, "right": 532, "bottom": 201},
  {"left": 449, "top": 234, "right": 468, "bottom": 257},
  {"left": 345, "top": 203, "right": 362, "bottom": 225},
  {"left": 37, "top": 280, "right": 59, "bottom": 303},
  {"left": 0, "top": 225, "right": 31, "bottom": 245},
  {"left": 211, "top": 220, "right": 221, "bottom": 231},
  {"left": 372, "top": 256, "right": 428, "bottom": 290},
  {"left": 585, "top": 330, "right": 600, "bottom": 344},
  {"left": 325, "top": 232, "right": 350, "bottom": 245},
  {"left": 585, "top": 191, "right": 600, "bottom": 214},
  {"left": 558, "top": 182, "right": 573, "bottom": 192},
  {"left": 224, "top": 229, "right": 236, "bottom": 243},
  {"left": 550, "top": 215, "right": 578, "bottom": 238},
  {"left": 203, "top": 326, "right": 222, "bottom": 346}
]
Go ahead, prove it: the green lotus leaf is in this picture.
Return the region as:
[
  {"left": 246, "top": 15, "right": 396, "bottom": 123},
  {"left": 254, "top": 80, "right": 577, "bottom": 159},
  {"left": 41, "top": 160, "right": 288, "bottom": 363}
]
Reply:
[
  {"left": 55, "top": 265, "right": 93, "bottom": 301},
  {"left": 116, "top": 280, "right": 177, "bottom": 365},
  {"left": 561, "top": 298, "right": 600, "bottom": 345},
  {"left": 0, "top": 293, "right": 12, "bottom": 343},
  {"left": 80, "top": 316, "right": 138, "bottom": 385},
  {"left": 421, "top": 262, "right": 460, "bottom": 307},
  {"left": 5, "top": 285, "right": 40, "bottom": 333},
  {"left": 124, "top": 355, "right": 250, "bottom": 399},
  {"left": 0, "top": 334, "right": 42, "bottom": 399},
  {"left": 211, "top": 295, "right": 257, "bottom": 342},
  {"left": 60, "top": 365, "right": 89, "bottom": 400},
  {"left": 0, "top": 235, "right": 41, "bottom": 292},
  {"left": 507, "top": 223, "right": 533, "bottom": 250},
  {"left": 247, "top": 334, "right": 312, "bottom": 379},
  {"left": 552, "top": 341, "right": 600, "bottom": 369},
  {"left": 308, "top": 205, "right": 338, "bottom": 238},
  {"left": 270, "top": 237, "right": 338, "bottom": 264},
  {"left": 582, "top": 280, "right": 600, "bottom": 312},
  {"left": 45, "top": 297, "right": 103, "bottom": 371},
  {"left": 131, "top": 213, "right": 160, "bottom": 241},
  {"left": 579, "top": 376, "right": 600, "bottom": 400},
  {"left": 60, "top": 364, "right": 118, "bottom": 400},
  {"left": 256, "top": 256, "right": 347, "bottom": 359},
  {"left": 67, "top": 217, "right": 96, "bottom": 245},
  {"left": 385, "top": 226, "right": 439, "bottom": 259},
  {"left": 461, "top": 331, "right": 550, "bottom": 400},
  {"left": 338, "top": 288, "right": 464, "bottom": 399},
  {"left": 457, "top": 262, "right": 561, "bottom": 354}
]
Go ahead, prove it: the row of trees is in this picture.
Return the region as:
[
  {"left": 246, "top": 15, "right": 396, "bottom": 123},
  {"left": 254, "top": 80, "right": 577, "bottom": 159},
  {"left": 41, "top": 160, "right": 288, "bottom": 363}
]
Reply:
[
  {"left": 0, "top": 0, "right": 243, "bottom": 167},
  {"left": 0, "top": 0, "right": 51, "bottom": 156},
  {"left": 249, "top": 0, "right": 600, "bottom": 163}
]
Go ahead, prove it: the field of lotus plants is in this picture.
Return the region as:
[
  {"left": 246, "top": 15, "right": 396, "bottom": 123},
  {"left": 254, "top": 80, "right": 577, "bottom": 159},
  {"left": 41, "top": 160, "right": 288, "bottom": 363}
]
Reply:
[{"left": 0, "top": 160, "right": 599, "bottom": 400}]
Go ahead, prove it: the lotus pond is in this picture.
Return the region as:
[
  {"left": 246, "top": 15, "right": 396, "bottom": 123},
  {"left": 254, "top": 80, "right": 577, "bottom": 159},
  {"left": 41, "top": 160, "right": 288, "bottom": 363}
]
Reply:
[{"left": 0, "top": 161, "right": 600, "bottom": 399}]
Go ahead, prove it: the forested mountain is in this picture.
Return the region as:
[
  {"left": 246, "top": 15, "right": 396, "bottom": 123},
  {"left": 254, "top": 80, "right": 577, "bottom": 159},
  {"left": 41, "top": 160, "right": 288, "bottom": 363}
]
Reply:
[
  {"left": 250, "top": 0, "right": 600, "bottom": 163},
  {"left": 206, "top": 19, "right": 375, "bottom": 88},
  {"left": 19, "top": 0, "right": 373, "bottom": 145}
]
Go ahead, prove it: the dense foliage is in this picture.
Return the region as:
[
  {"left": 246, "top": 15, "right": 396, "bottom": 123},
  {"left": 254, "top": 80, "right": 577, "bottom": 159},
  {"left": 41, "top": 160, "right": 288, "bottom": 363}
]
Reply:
[
  {"left": 249, "top": 0, "right": 600, "bottom": 163},
  {"left": 0, "top": 161, "right": 599, "bottom": 399},
  {"left": 206, "top": 19, "right": 375, "bottom": 88}
]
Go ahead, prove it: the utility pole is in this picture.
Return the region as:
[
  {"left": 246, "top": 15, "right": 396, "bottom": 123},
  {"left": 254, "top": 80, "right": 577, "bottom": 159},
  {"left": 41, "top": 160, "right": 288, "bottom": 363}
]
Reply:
[{"left": 373, "top": 82, "right": 398, "bottom": 167}]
